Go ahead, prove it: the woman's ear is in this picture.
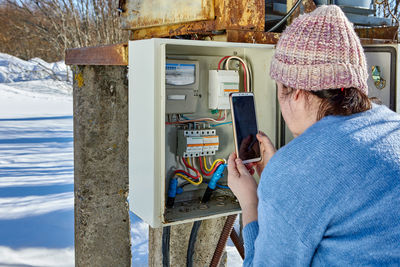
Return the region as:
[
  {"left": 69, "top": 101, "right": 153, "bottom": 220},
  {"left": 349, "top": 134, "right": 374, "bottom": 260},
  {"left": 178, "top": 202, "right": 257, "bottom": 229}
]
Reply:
[{"left": 293, "top": 89, "right": 302, "bottom": 101}]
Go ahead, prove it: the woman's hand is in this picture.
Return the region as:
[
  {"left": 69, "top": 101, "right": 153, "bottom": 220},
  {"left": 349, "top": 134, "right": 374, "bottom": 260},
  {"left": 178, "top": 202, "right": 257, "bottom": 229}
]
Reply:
[
  {"left": 253, "top": 131, "right": 277, "bottom": 176},
  {"left": 227, "top": 153, "right": 258, "bottom": 226}
]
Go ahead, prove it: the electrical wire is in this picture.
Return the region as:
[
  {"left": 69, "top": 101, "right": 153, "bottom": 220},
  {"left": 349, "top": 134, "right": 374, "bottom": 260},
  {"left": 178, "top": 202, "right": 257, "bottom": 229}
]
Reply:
[
  {"left": 175, "top": 172, "right": 202, "bottom": 186},
  {"left": 199, "top": 157, "right": 223, "bottom": 176},
  {"left": 186, "top": 220, "right": 202, "bottom": 267},
  {"left": 165, "top": 110, "right": 226, "bottom": 125},
  {"left": 203, "top": 181, "right": 230, "bottom": 189},
  {"left": 202, "top": 157, "right": 225, "bottom": 173},
  {"left": 174, "top": 157, "right": 203, "bottom": 186},
  {"left": 218, "top": 56, "right": 251, "bottom": 92},
  {"left": 225, "top": 56, "right": 250, "bottom": 92},
  {"left": 210, "top": 121, "right": 232, "bottom": 127},
  {"left": 217, "top": 56, "right": 231, "bottom": 70},
  {"left": 162, "top": 226, "right": 171, "bottom": 267},
  {"left": 267, "top": 0, "right": 302, "bottom": 32}
]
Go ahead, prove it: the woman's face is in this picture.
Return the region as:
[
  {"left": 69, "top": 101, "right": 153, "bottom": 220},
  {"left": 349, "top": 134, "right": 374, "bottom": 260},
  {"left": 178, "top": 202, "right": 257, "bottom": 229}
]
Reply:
[
  {"left": 276, "top": 82, "right": 318, "bottom": 137},
  {"left": 277, "top": 82, "right": 299, "bottom": 136}
]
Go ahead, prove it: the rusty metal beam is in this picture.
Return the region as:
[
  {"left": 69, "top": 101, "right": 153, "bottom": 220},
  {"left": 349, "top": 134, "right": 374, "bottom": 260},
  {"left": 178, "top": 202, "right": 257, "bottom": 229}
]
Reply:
[
  {"left": 131, "top": 21, "right": 217, "bottom": 40},
  {"left": 302, "top": 0, "right": 317, "bottom": 13},
  {"left": 214, "top": 0, "right": 265, "bottom": 31},
  {"left": 359, "top": 38, "right": 396, "bottom": 45},
  {"left": 226, "top": 30, "right": 280, "bottom": 44},
  {"left": 120, "top": 0, "right": 215, "bottom": 30},
  {"left": 65, "top": 44, "right": 128, "bottom": 66},
  {"left": 355, "top": 26, "right": 398, "bottom": 41},
  {"left": 131, "top": 0, "right": 265, "bottom": 40}
]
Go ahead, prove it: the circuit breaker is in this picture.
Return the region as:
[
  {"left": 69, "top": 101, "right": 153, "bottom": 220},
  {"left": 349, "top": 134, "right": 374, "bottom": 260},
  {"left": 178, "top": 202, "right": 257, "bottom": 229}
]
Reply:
[
  {"left": 129, "top": 38, "right": 277, "bottom": 227},
  {"left": 177, "top": 129, "right": 219, "bottom": 157},
  {"left": 208, "top": 70, "right": 239, "bottom": 109}
]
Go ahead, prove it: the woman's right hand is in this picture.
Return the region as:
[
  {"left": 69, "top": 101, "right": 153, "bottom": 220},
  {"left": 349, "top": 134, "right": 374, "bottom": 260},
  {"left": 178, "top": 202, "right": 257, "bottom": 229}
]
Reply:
[{"left": 254, "top": 131, "right": 276, "bottom": 176}]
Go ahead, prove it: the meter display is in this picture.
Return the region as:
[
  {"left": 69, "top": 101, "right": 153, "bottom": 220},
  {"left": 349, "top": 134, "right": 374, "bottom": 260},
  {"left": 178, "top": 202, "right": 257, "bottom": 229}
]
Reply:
[{"left": 166, "top": 63, "right": 196, "bottom": 86}]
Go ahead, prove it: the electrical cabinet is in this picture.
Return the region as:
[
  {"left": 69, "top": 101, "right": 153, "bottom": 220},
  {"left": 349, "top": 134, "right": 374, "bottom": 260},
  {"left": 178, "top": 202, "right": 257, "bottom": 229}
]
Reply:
[
  {"left": 129, "top": 39, "right": 277, "bottom": 227},
  {"left": 364, "top": 45, "right": 399, "bottom": 112}
]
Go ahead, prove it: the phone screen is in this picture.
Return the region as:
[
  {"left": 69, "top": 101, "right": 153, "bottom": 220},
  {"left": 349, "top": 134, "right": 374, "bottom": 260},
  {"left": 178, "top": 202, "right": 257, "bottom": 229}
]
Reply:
[{"left": 231, "top": 94, "right": 261, "bottom": 162}]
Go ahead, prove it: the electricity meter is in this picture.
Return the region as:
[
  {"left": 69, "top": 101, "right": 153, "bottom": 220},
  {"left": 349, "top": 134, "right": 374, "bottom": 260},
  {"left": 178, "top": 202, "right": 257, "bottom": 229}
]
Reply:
[{"left": 165, "top": 60, "right": 200, "bottom": 114}]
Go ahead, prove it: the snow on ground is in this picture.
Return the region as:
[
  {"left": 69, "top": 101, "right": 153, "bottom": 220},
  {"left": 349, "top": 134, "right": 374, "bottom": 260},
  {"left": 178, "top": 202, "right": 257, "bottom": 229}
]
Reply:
[{"left": 0, "top": 53, "right": 242, "bottom": 266}]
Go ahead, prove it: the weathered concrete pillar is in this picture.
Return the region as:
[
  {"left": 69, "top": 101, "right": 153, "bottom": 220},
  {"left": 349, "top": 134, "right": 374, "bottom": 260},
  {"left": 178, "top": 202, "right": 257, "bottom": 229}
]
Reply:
[{"left": 73, "top": 65, "right": 131, "bottom": 266}]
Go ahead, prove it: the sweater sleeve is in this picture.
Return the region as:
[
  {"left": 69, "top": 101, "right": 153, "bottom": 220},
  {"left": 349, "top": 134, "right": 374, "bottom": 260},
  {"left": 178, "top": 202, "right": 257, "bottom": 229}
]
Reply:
[
  {"left": 243, "top": 220, "right": 259, "bottom": 266},
  {"left": 243, "top": 199, "right": 314, "bottom": 266}
]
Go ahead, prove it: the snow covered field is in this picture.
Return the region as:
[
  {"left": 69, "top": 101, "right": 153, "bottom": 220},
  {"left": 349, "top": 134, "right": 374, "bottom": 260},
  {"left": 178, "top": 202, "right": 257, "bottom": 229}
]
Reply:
[{"left": 0, "top": 53, "right": 242, "bottom": 266}]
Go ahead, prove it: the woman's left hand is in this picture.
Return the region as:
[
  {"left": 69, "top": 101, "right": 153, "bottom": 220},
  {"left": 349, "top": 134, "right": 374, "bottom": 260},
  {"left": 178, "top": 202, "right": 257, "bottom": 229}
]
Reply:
[{"left": 227, "top": 153, "right": 258, "bottom": 226}]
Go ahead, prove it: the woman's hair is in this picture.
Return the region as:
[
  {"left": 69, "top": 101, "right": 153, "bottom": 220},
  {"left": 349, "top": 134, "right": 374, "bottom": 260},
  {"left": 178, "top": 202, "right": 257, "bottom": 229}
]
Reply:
[{"left": 281, "top": 86, "right": 372, "bottom": 121}]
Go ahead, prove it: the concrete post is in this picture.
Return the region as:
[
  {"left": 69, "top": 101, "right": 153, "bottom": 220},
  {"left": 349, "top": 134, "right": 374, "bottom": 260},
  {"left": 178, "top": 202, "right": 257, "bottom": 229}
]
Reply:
[{"left": 73, "top": 65, "right": 131, "bottom": 266}]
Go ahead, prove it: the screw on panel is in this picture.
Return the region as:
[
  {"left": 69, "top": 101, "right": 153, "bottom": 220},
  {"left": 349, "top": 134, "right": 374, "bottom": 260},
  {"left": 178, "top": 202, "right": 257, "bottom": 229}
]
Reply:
[
  {"left": 216, "top": 196, "right": 225, "bottom": 202},
  {"left": 199, "top": 204, "right": 209, "bottom": 210}
]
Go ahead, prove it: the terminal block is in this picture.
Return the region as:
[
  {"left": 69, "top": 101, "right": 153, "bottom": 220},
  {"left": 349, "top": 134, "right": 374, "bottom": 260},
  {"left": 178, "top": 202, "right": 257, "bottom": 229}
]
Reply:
[{"left": 177, "top": 129, "right": 219, "bottom": 157}]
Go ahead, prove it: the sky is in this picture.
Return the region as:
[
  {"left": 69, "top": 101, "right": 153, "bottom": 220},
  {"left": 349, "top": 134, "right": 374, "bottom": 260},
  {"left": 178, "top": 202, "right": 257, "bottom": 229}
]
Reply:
[{"left": 0, "top": 53, "right": 242, "bottom": 266}]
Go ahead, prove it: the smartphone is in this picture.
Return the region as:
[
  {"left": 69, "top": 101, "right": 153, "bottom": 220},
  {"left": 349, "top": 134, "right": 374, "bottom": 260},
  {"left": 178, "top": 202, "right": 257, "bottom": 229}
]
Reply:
[{"left": 229, "top": 92, "right": 261, "bottom": 164}]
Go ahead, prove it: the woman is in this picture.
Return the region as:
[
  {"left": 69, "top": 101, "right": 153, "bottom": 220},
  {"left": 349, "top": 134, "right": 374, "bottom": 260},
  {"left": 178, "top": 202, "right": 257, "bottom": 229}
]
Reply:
[{"left": 228, "top": 5, "right": 400, "bottom": 266}]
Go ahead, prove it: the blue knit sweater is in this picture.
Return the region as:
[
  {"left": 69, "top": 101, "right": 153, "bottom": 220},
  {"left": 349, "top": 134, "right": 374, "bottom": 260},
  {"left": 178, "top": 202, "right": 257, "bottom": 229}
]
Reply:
[{"left": 243, "top": 104, "right": 400, "bottom": 266}]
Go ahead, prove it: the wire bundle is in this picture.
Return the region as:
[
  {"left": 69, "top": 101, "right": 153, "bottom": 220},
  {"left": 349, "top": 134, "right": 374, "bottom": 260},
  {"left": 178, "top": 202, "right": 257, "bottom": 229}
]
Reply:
[
  {"left": 199, "top": 157, "right": 225, "bottom": 176},
  {"left": 174, "top": 157, "right": 203, "bottom": 185},
  {"left": 174, "top": 157, "right": 227, "bottom": 186},
  {"left": 165, "top": 110, "right": 227, "bottom": 125},
  {"left": 217, "top": 56, "right": 252, "bottom": 92}
]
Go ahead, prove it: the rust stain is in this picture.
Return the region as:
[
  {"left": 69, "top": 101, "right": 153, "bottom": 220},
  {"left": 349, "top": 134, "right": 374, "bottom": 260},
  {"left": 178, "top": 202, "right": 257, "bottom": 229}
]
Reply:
[
  {"left": 355, "top": 26, "right": 398, "bottom": 41},
  {"left": 132, "top": 20, "right": 217, "bottom": 39},
  {"left": 360, "top": 38, "right": 396, "bottom": 45},
  {"left": 120, "top": 0, "right": 214, "bottom": 30},
  {"left": 65, "top": 43, "right": 128, "bottom": 66},
  {"left": 226, "top": 30, "right": 280, "bottom": 44},
  {"left": 127, "top": 0, "right": 264, "bottom": 34},
  {"left": 302, "top": 0, "right": 316, "bottom": 13},
  {"left": 214, "top": 0, "right": 264, "bottom": 31}
]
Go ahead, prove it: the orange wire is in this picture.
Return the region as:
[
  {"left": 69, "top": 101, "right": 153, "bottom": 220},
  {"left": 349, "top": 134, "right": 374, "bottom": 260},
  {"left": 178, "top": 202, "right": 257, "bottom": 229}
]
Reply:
[{"left": 199, "top": 157, "right": 223, "bottom": 176}]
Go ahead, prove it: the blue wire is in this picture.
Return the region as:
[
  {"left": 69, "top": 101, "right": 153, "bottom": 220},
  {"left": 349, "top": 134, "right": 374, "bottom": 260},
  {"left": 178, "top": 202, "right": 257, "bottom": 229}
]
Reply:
[
  {"left": 203, "top": 181, "right": 230, "bottom": 189},
  {"left": 210, "top": 122, "right": 232, "bottom": 127}
]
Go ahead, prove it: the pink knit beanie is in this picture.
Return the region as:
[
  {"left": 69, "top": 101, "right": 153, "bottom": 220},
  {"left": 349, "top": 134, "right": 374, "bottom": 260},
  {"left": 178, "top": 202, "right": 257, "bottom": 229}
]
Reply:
[{"left": 270, "top": 5, "right": 368, "bottom": 94}]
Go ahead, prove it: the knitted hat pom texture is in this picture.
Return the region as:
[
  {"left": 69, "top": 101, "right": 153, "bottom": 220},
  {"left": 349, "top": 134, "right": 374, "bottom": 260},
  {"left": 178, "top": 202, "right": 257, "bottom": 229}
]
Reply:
[{"left": 270, "top": 5, "right": 369, "bottom": 94}]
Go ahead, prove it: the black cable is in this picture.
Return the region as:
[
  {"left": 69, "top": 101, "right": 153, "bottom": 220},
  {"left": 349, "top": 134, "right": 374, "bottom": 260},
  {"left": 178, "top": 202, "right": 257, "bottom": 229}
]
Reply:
[
  {"left": 267, "top": 0, "right": 303, "bottom": 32},
  {"left": 186, "top": 220, "right": 202, "bottom": 267},
  {"left": 162, "top": 226, "right": 171, "bottom": 267}
]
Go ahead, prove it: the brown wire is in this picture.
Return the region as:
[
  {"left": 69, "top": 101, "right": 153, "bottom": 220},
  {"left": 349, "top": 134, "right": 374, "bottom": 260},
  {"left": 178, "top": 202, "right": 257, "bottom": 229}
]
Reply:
[{"left": 210, "top": 214, "right": 238, "bottom": 267}]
